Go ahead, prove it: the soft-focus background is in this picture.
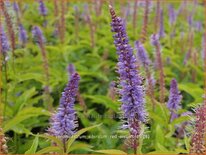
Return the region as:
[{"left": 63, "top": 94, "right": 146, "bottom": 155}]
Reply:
[{"left": 0, "top": 0, "right": 205, "bottom": 154}]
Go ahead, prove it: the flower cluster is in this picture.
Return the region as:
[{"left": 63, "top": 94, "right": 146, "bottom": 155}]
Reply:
[
  {"left": 190, "top": 104, "right": 206, "bottom": 154},
  {"left": 67, "top": 64, "right": 75, "bottom": 77},
  {"left": 168, "top": 4, "right": 176, "bottom": 25},
  {"left": 167, "top": 79, "right": 182, "bottom": 121},
  {"left": 49, "top": 73, "right": 80, "bottom": 139},
  {"left": 32, "top": 26, "right": 45, "bottom": 45},
  {"left": 135, "top": 41, "right": 150, "bottom": 67},
  {"left": 0, "top": 25, "right": 10, "bottom": 54},
  {"left": 18, "top": 24, "right": 27, "bottom": 45},
  {"left": 38, "top": 0, "right": 47, "bottom": 16},
  {"left": 110, "top": 5, "right": 146, "bottom": 123},
  {"left": 159, "top": 8, "right": 165, "bottom": 38}
]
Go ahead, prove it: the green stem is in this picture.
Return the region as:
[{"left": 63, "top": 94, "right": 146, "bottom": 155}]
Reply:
[{"left": 3, "top": 56, "right": 8, "bottom": 119}]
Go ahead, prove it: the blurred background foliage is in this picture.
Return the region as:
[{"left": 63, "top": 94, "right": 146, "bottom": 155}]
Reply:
[{"left": 0, "top": 0, "right": 205, "bottom": 154}]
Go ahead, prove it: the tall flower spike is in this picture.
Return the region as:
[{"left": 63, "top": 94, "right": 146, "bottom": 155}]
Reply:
[
  {"left": 109, "top": 5, "right": 146, "bottom": 153},
  {"left": 167, "top": 79, "right": 182, "bottom": 122},
  {"left": 0, "top": 25, "right": 10, "bottom": 54},
  {"left": 132, "top": 0, "right": 138, "bottom": 36},
  {"left": 168, "top": 4, "right": 176, "bottom": 25},
  {"left": 38, "top": 0, "right": 47, "bottom": 16},
  {"left": 49, "top": 73, "right": 80, "bottom": 139},
  {"left": 32, "top": 26, "right": 51, "bottom": 111},
  {"left": 13, "top": 2, "right": 19, "bottom": 13},
  {"left": 32, "top": 26, "right": 45, "bottom": 45},
  {"left": 159, "top": 8, "right": 165, "bottom": 38},
  {"left": 135, "top": 41, "right": 156, "bottom": 109},
  {"left": 0, "top": 0, "right": 16, "bottom": 52},
  {"left": 110, "top": 5, "right": 146, "bottom": 122},
  {"left": 195, "top": 21, "right": 202, "bottom": 32},
  {"left": 67, "top": 63, "right": 75, "bottom": 78},
  {"left": 18, "top": 24, "right": 27, "bottom": 46},
  {"left": 135, "top": 41, "right": 150, "bottom": 67},
  {"left": 140, "top": 0, "right": 149, "bottom": 43},
  {"left": 190, "top": 104, "right": 206, "bottom": 154},
  {"left": 150, "top": 34, "right": 165, "bottom": 103}
]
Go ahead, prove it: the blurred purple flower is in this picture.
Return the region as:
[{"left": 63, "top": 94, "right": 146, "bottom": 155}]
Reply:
[
  {"left": 201, "top": 35, "right": 205, "bottom": 61},
  {"left": 67, "top": 64, "right": 75, "bottom": 77},
  {"left": 135, "top": 41, "right": 150, "bottom": 67},
  {"left": 124, "top": 3, "right": 131, "bottom": 20},
  {"left": 38, "top": 0, "right": 47, "bottom": 16},
  {"left": 159, "top": 8, "right": 164, "bottom": 38},
  {"left": 13, "top": 2, "right": 19, "bottom": 13},
  {"left": 32, "top": 26, "right": 45, "bottom": 44},
  {"left": 18, "top": 24, "right": 27, "bottom": 45},
  {"left": 183, "top": 50, "right": 191, "bottom": 65},
  {"left": 167, "top": 79, "right": 182, "bottom": 122},
  {"left": 188, "top": 13, "right": 193, "bottom": 26},
  {"left": 176, "top": 111, "right": 192, "bottom": 138},
  {"left": 150, "top": 34, "right": 159, "bottom": 47},
  {"left": 195, "top": 21, "right": 202, "bottom": 31},
  {"left": 49, "top": 73, "right": 80, "bottom": 139},
  {"left": 0, "top": 25, "right": 10, "bottom": 53},
  {"left": 168, "top": 4, "right": 176, "bottom": 25},
  {"left": 150, "top": 33, "right": 165, "bottom": 103}
]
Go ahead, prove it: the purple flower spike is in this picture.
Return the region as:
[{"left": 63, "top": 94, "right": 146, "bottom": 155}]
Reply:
[
  {"left": 167, "top": 79, "right": 182, "bottom": 121},
  {"left": 18, "top": 24, "right": 27, "bottom": 45},
  {"left": 49, "top": 72, "right": 80, "bottom": 139},
  {"left": 135, "top": 41, "right": 150, "bottom": 67},
  {"left": 13, "top": 2, "right": 19, "bottom": 13},
  {"left": 38, "top": 0, "right": 47, "bottom": 16},
  {"left": 168, "top": 4, "right": 176, "bottom": 25},
  {"left": 67, "top": 64, "right": 75, "bottom": 77},
  {"left": 32, "top": 26, "right": 45, "bottom": 44},
  {"left": 188, "top": 13, "right": 193, "bottom": 26},
  {"left": 159, "top": 9, "right": 165, "bottom": 38},
  {"left": 109, "top": 5, "right": 146, "bottom": 123},
  {"left": 109, "top": 5, "right": 148, "bottom": 153},
  {"left": 190, "top": 103, "right": 206, "bottom": 154},
  {"left": 195, "top": 21, "right": 202, "bottom": 31},
  {"left": 0, "top": 25, "right": 10, "bottom": 53},
  {"left": 150, "top": 34, "right": 159, "bottom": 47}
]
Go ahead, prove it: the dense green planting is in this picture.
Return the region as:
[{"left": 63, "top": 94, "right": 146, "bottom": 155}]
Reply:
[{"left": 0, "top": 0, "right": 205, "bottom": 154}]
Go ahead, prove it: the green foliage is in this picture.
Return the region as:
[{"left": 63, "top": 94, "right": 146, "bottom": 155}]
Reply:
[{"left": 1, "top": 0, "right": 204, "bottom": 154}]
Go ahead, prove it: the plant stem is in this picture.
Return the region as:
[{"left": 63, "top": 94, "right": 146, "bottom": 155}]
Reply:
[
  {"left": 133, "top": 0, "right": 138, "bottom": 37},
  {"left": 3, "top": 56, "right": 7, "bottom": 119}
]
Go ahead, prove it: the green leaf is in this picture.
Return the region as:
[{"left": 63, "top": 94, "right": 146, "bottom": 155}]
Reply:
[
  {"left": 38, "top": 134, "right": 63, "bottom": 150},
  {"left": 17, "top": 73, "right": 44, "bottom": 83},
  {"left": 14, "top": 87, "right": 37, "bottom": 113},
  {"left": 94, "top": 149, "right": 127, "bottom": 154},
  {"left": 11, "top": 124, "right": 32, "bottom": 136},
  {"left": 149, "top": 112, "right": 165, "bottom": 125},
  {"left": 25, "top": 136, "right": 39, "bottom": 154},
  {"left": 3, "top": 107, "right": 50, "bottom": 132},
  {"left": 66, "top": 124, "right": 101, "bottom": 153},
  {"left": 36, "top": 146, "right": 62, "bottom": 154},
  {"left": 84, "top": 95, "right": 119, "bottom": 111},
  {"left": 170, "top": 116, "right": 190, "bottom": 126},
  {"left": 156, "top": 143, "right": 168, "bottom": 151},
  {"left": 68, "top": 142, "right": 93, "bottom": 153},
  {"left": 178, "top": 83, "right": 203, "bottom": 103},
  {"left": 175, "top": 148, "right": 189, "bottom": 154},
  {"left": 155, "top": 125, "right": 164, "bottom": 147},
  {"left": 184, "top": 134, "right": 190, "bottom": 151}
]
